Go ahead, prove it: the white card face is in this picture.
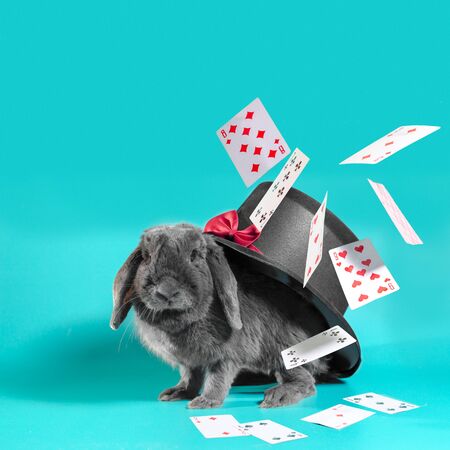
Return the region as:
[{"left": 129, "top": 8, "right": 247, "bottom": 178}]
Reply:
[
  {"left": 303, "top": 192, "right": 327, "bottom": 287},
  {"left": 239, "top": 420, "right": 307, "bottom": 444},
  {"left": 302, "top": 404, "right": 374, "bottom": 429},
  {"left": 329, "top": 238, "right": 400, "bottom": 310},
  {"left": 368, "top": 179, "right": 423, "bottom": 245},
  {"left": 281, "top": 325, "right": 356, "bottom": 370},
  {"left": 344, "top": 393, "right": 419, "bottom": 414},
  {"left": 216, "top": 98, "right": 291, "bottom": 186},
  {"left": 249, "top": 148, "right": 309, "bottom": 230},
  {"left": 190, "top": 415, "right": 247, "bottom": 438},
  {"left": 340, "top": 125, "right": 440, "bottom": 165}
]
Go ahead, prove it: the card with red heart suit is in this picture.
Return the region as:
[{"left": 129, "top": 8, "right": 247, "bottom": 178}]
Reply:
[
  {"left": 329, "top": 238, "right": 400, "bottom": 310},
  {"left": 216, "top": 98, "right": 291, "bottom": 186},
  {"left": 339, "top": 125, "right": 440, "bottom": 165}
]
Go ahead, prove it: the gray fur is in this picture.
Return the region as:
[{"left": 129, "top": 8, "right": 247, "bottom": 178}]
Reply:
[{"left": 112, "top": 224, "right": 329, "bottom": 408}]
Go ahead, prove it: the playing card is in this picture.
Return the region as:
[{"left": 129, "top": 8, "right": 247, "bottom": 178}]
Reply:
[
  {"left": 216, "top": 98, "right": 291, "bottom": 186},
  {"left": 303, "top": 192, "right": 327, "bottom": 287},
  {"left": 344, "top": 392, "right": 419, "bottom": 414},
  {"left": 329, "top": 238, "right": 400, "bottom": 310},
  {"left": 340, "top": 125, "right": 440, "bottom": 165},
  {"left": 190, "top": 415, "right": 247, "bottom": 438},
  {"left": 249, "top": 148, "right": 309, "bottom": 230},
  {"left": 368, "top": 179, "right": 423, "bottom": 245},
  {"left": 239, "top": 420, "right": 307, "bottom": 444},
  {"left": 301, "top": 404, "right": 374, "bottom": 429},
  {"left": 281, "top": 325, "right": 357, "bottom": 370}
]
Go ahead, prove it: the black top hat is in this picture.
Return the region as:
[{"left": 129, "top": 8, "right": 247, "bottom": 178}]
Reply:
[{"left": 210, "top": 182, "right": 361, "bottom": 379}]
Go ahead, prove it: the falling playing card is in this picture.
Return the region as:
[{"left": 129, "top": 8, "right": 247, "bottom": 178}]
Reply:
[
  {"left": 190, "top": 415, "right": 248, "bottom": 438},
  {"left": 303, "top": 192, "right": 328, "bottom": 287},
  {"left": 216, "top": 98, "right": 291, "bottom": 186},
  {"left": 302, "top": 404, "right": 374, "bottom": 429},
  {"left": 281, "top": 325, "right": 356, "bottom": 370},
  {"left": 368, "top": 179, "right": 423, "bottom": 245},
  {"left": 344, "top": 393, "right": 419, "bottom": 414},
  {"left": 249, "top": 148, "right": 309, "bottom": 230},
  {"left": 340, "top": 125, "right": 440, "bottom": 165},
  {"left": 239, "top": 420, "right": 307, "bottom": 444},
  {"left": 329, "top": 238, "right": 400, "bottom": 310}
]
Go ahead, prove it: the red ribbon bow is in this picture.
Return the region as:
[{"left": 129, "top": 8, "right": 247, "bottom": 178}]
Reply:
[{"left": 204, "top": 210, "right": 262, "bottom": 254}]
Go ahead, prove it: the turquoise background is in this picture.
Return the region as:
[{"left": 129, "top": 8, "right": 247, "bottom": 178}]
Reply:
[{"left": 1, "top": 1, "right": 449, "bottom": 448}]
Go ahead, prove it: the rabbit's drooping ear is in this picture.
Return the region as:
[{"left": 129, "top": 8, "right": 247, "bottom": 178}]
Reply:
[
  {"left": 111, "top": 246, "right": 142, "bottom": 330},
  {"left": 206, "top": 239, "right": 242, "bottom": 330}
]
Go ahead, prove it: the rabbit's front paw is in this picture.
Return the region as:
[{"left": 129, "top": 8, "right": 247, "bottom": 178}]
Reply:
[
  {"left": 260, "top": 383, "right": 316, "bottom": 408},
  {"left": 188, "top": 395, "right": 222, "bottom": 409},
  {"left": 159, "top": 386, "right": 196, "bottom": 401}
]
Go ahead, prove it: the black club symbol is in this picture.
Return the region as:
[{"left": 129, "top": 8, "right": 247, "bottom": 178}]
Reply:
[
  {"left": 282, "top": 172, "right": 291, "bottom": 182},
  {"left": 286, "top": 350, "right": 296, "bottom": 356},
  {"left": 290, "top": 357, "right": 300, "bottom": 363},
  {"left": 259, "top": 213, "right": 267, "bottom": 223},
  {"left": 294, "top": 162, "right": 302, "bottom": 171},
  {"left": 255, "top": 207, "right": 262, "bottom": 217},
  {"left": 269, "top": 209, "right": 274, "bottom": 216},
  {"left": 330, "top": 330, "right": 339, "bottom": 336},
  {"left": 271, "top": 182, "right": 279, "bottom": 192},
  {"left": 301, "top": 358, "right": 307, "bottom": 363},
  {"left": 289, "top": 156, "right": 297, "bottom": 166},
  {"left": 277, "top": 187, "right": 285, "bottom": 197},
  {"left": 337, "top": 337, "right": 347, "bottom": 343}
]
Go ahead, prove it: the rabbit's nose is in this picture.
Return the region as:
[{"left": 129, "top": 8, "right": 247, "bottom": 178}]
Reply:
[{"left": 155, "top": 283, "right": 179, "bottom": 302}]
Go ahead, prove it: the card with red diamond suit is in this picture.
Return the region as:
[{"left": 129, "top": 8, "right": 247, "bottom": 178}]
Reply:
[
  {"left": 216, "top": 98, "right": 291, "bottom": 186},
  {"left": 329, "top": 238, "right": 400, "bottom": 310},
  {"left": 301, "top": 404, "right": 374, "bottom": 430},
  {"left": 339, "top": 125, "right": 440, "bottom": 165},
  {"left": 190, "top": 415, "right": 248, "bottom": 438},
  {"left": 249, "top": 148, "right": 309, "bottom": 231},
  {"left": 303, "top": 192, "right": 327, "bottom": 287},
  {"left": 368, "top": 179, "right": 423, "bottom": 245}
]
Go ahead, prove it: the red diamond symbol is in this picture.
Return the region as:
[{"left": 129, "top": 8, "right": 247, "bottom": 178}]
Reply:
[
  {"left": 251, "top": 163, "right": 259, "bottom": 172},
  {"left": 209, "top": 417, "right": 217, "bottom": 421},
  {"left": 242, "top": 127, "right": 250, "bottom": 136},
  {"left": 256, "top": 130, "right": 265, "bottom": 138},
  {"left": 268, "top": 149, "right": 277, "bottom": 158},
  {"left": 240, "top": 144, "right": 248, "bottom": 152},
  {"left": 229, "top": 124, "right": 237, "bottom": 133},
  {"left": 385, "top": 141, "right": 394, "bottom": 146},
  {"left": 245, "top": 111, "right": 254, "bottom": 119},
  {"left": 226, "top": 139, "right": 231, "bottom": 144},
  {"left": 407, "top": 128, "right": 416, "bottom": 133},
  {"left": 254, "top": 146, "right": 262, "bottom": 155},
  {"left": 274, "top": 138, "right": 280, "bottom": 144}
]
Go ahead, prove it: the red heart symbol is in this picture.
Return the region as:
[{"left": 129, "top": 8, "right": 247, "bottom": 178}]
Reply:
[
  {"left": 354, "top": 245, "right": 364, "bottom": 253},
  {"left": 362, "top": 154, "right": 371, "bottom": 160},
  {"left": 337, "top": 262, "right": 342, "bottom": 267},
  {"left": 209, "top": 417, "right": 217, "bottom": 421},
  {"left": 352, "top": 280, "right": 362, "bottom": 288},
  {"left": 222, "top": 432, "right": 230, "bottom": 435},
  {"left": 361, "top": 259, "right": 371, "bottom": 266},
  {"left": 314, "top": 234, "right": 319, "bottom": 244},
  {"left": 313, "top": 216, "right": 318, "bottom": 225},
  {"left": 377, "top": 286, "right": 388, "bottom": 293},
  {"left": 370, "top": 273, "right": 380, "bottom": 280},
  {"left": 359, "top": 294, "right": 369, "bottom": 302},
  {"left": 356, "top": 269, "right": 366, "bottom": 276},
  {"left": 315, "top": 254, "right": 320, "bottom": 264},
  {"left": 344, "top": 265, "right": 354, "bottom": 273},
  {"left": 384, "top": 277, "right": 391, "bottom": 282},
  {"left": 307, "top": 267, "right": 312, "bottom": 276},
  {"left": 336, "top": 414, "right": 343, "bottom": 417},
  {"left": 338, "top": 251, "right": 347, "bottom": 258}
]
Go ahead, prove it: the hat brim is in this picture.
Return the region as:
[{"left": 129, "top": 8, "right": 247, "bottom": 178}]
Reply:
[{"left": 212, "top": 235, "right": 361, "bottom": 378}]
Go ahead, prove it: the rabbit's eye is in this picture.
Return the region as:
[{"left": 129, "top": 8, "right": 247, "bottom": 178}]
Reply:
[{"left": 190, "top": 249, "right": 199, "bottom": 262}]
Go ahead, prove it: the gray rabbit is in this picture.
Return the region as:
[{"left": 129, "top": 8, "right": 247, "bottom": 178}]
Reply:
[{"left": 111, "top": 224, "right": 328, "bottom": 408}]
